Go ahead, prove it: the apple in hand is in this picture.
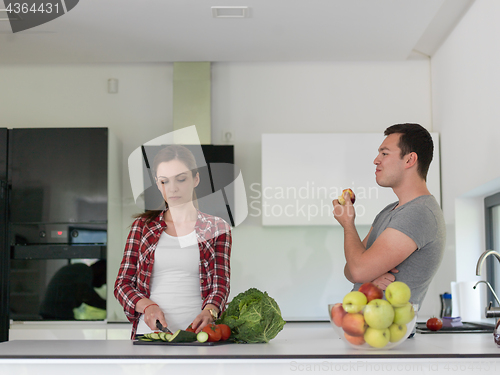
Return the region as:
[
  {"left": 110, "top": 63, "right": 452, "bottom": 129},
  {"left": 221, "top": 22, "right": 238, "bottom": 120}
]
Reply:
[
  {"left": 385, "top": 281, "right": 411, "bottom": 306},
  {"left": 338, "top": 188, "right": 356, "bottom": 205},
  {"left": 342, "top": 291, "right": 367, "bottom": 313},
  {"left": 331, "top": 303, "right": 347, "bottom": 327},
  {"left": 363, "top": 299, "right": 395, "bottom": 329},
  {"left": 341, "top": 313, "right": 367, "bottom": 337},
  {"left": 393, "top": 302, "right": 415, "bottom": 325},
  {"left": 344, "top": 332, "right": 365, "bottom": 346},
  {"left": 364, "top": 327, "right": 390, "bottom": 348},
  {"left": 388, "top": 323, "right": 407, "bottom": 343},
  {"left": 358, "top": 282, "right": 383, "bottom": 302}
]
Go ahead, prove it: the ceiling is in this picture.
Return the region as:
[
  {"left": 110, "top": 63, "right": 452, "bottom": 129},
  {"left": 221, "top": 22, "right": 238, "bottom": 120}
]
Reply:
[{"left": 0, "top": 0, "right": 475, "bottom": 64}]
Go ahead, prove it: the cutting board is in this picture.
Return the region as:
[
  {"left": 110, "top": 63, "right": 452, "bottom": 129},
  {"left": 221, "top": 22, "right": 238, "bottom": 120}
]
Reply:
[
  {"left": 416, "top": 321, "right": 494, "bottom": 334},
  {"left": 133, "top": 339, "right": 234, "bottom": 346}
]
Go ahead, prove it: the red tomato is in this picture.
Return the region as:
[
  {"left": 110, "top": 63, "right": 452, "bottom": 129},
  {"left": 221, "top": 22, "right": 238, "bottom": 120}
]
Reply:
[
  {"left": 185, "top": 324, "right": 195, "bottom": 333},
  {"left": 426, "top": 317, "right": 443, "bottom": 331},
  {"left": 202, "top": 324, "right": 222, "bottom": 342},
  {"left": 218, "top": 324, "right": 231, "bottom": 341}
]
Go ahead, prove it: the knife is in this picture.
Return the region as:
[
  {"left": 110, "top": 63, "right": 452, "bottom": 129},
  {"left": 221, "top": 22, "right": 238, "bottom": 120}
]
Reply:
[{"left": 156, "top": 320, "right": 173, "bottom": 334}]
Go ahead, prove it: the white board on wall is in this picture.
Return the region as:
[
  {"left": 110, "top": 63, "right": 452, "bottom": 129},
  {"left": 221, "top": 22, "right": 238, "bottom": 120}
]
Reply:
[{"left": 262, "top": 133, "right": 441, "bottom": 226}]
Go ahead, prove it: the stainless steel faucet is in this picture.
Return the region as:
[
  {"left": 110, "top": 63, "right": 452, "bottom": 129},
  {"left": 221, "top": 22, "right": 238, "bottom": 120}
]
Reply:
[
  {"left": 473, "top": 281, "right": 500, "bottom": 305},
  {"left": 476, "top": 250, "right": 500, "bottom": 276},
  {"left": 475, "top": 250, "right": 500, "bottom": 318}
]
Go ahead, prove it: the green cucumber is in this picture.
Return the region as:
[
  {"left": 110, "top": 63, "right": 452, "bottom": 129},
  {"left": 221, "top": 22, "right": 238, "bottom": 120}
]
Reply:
[
  {"left": 168, "top": 329, "right": 197, "bottom": 343},
  {"left": 149, "top": 332, "right": 161, "bottom": 341},
  {"left": 197, "top": 331, "right": 209, "bottom": 343},
  {"left": 159, "top": 332, "right": 172, "bottom": 342}
]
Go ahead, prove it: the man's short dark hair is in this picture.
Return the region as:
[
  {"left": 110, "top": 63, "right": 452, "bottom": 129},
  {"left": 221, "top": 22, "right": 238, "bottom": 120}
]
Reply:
[{"left": 384, "top": 123, "right": 434, "bottom": 181}]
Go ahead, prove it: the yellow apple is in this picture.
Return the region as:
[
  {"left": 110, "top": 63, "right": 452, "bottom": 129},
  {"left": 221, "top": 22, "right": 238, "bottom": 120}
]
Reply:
[
  {"left": 393, "top": 302, "right": 415, "bottom": 325},
  {"left": 364, "top": 327, "right": 390, "bottom": 348},
  {"left": 363, "top": 299, "right": 394, "bottom": 329},
  {"left": 342, "top": 291, "right": 367, "bottom": 313},
  {"left": 388, "top": 323, "right": 407, "bottom": 343},
  {"left": 385, "top": 281, "right": 411, "bottom": 306}
]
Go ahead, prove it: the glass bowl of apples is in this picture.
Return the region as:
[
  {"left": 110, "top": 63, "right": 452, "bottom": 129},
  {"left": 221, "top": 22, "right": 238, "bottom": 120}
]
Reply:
[{"left": 328, "top": 281, "right": 418, "bottom": 350}]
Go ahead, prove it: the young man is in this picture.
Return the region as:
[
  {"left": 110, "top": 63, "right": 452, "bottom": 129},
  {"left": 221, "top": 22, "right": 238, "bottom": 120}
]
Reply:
[{"left": 333, "top": 124, "right": 445, "bottom": 306}]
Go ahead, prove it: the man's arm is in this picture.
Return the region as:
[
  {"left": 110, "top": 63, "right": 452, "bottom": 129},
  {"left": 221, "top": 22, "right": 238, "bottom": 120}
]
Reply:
[
  {"left": 344, "top": 225, "right": 416, "bottom": 283},
  {"left": 343, "top": 226, "right": 401, "bottom": 289},
  {"left": 344, "top": 226, "right": 372, "bottom": 282},
  {"left": 334, "top": 193, "right": 415, "bottom": 284},
  {"left": 361, "top": 227, "right": 372, "bottom": 248}
]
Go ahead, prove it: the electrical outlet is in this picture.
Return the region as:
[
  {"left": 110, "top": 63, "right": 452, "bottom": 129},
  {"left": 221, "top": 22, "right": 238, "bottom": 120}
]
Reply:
[{"left": 221, "top": 130, "right": 233, "bottom": 144}]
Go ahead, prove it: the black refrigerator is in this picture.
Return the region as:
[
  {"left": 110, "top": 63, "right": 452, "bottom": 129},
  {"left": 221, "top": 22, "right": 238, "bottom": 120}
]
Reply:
[
  {"left": 0, "top": 129, "right": 9, "bottom": 342},
  {"left": 0, "top": 128, "right": 109, "bottom": 342}
]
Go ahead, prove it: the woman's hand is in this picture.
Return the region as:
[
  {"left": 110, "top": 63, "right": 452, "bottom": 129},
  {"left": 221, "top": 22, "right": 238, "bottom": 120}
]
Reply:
[
  {"left": 141, "top": 303, "right": 168, "bottom": 332},
  {"left": 191, "top": 309, "right": 215, "bottom": 334}
]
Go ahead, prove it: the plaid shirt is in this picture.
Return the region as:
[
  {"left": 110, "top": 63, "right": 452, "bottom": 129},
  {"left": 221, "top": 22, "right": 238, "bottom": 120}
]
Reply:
[{"left": 114, "top": 210, "right": 231, "bottom": 338}]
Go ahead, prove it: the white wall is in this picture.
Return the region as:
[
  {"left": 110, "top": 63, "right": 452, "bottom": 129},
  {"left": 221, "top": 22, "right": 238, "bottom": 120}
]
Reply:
[
  {"left": 0, "top": 57, "right": 443, "bottom": 322},
  {"left": 0, "top": 63, "right": 174, "bottom": 320},
  {"left": 211, "top": 60, "right": 441, "bottom": 318},
  {"left": 431, "top": 0, "right": 500, "bottom": 319}
]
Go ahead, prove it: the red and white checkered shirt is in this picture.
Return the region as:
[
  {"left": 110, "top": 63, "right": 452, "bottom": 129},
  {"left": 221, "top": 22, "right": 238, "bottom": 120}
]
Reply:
[{"left": 114, "top": 210, "right": 231, "bottom": 339}]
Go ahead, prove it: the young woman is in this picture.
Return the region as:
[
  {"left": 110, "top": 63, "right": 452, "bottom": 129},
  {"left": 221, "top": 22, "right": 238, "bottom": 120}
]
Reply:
[{"left": 114, "top": 145, "right": 231, "bottom": 339}]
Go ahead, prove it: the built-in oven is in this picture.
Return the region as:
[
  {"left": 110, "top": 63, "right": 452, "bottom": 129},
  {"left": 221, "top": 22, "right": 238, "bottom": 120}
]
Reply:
[{"left": 2, "top": 128, "right": 109, "bottom": 323}]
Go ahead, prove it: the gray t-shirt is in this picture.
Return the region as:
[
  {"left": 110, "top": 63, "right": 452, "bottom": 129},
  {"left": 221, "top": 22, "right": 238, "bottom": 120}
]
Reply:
[{"left": 352, "top": 195, "right": 446, "bottom": 307}]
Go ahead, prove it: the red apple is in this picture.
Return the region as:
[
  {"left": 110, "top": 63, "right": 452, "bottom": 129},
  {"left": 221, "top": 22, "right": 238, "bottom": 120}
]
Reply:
[
  {"left": 331, "top": 303, "right": 347, "bottom": 327},
  {"left": 358, "top": 282, "right": 383, "bottom": 302},
  {"left": 341, "top": 312, "right": 367, "bottom": 337},
  {"left": 344, "top": 332, "right": 365, "bottom": 346},
  {"left": 338, "top": 188, "right": 356, "bottom": 205}
]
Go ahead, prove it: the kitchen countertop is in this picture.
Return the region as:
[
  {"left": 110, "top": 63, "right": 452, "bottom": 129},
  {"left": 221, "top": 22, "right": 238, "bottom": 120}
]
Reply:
[
  {"left": 1, "top": 322, "right": 499, "bottom": 375},
  {"left": 1, "top": 322, "right": 499, "bottom": 359}
]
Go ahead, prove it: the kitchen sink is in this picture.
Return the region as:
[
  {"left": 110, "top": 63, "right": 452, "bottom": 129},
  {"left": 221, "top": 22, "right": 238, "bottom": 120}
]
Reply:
[{"left": 416, "top": 321, "right": 495, "bottom": 334}]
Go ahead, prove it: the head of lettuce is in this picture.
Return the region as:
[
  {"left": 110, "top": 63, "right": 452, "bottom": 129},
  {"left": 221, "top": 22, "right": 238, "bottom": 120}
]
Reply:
[{"left": 218, "top": 288, "right": 286, "bottom": 343}]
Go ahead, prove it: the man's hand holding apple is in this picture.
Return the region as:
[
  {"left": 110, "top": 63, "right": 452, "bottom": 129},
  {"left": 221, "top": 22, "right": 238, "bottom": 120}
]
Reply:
[{"left": 333, "top": 189, "right": 356, "bottom": 228}]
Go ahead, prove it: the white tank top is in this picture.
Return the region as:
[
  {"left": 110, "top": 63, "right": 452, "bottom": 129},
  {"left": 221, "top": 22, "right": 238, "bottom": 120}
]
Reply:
[{"left": 136, "top": 230, "right": 202, "bottom": 334}]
